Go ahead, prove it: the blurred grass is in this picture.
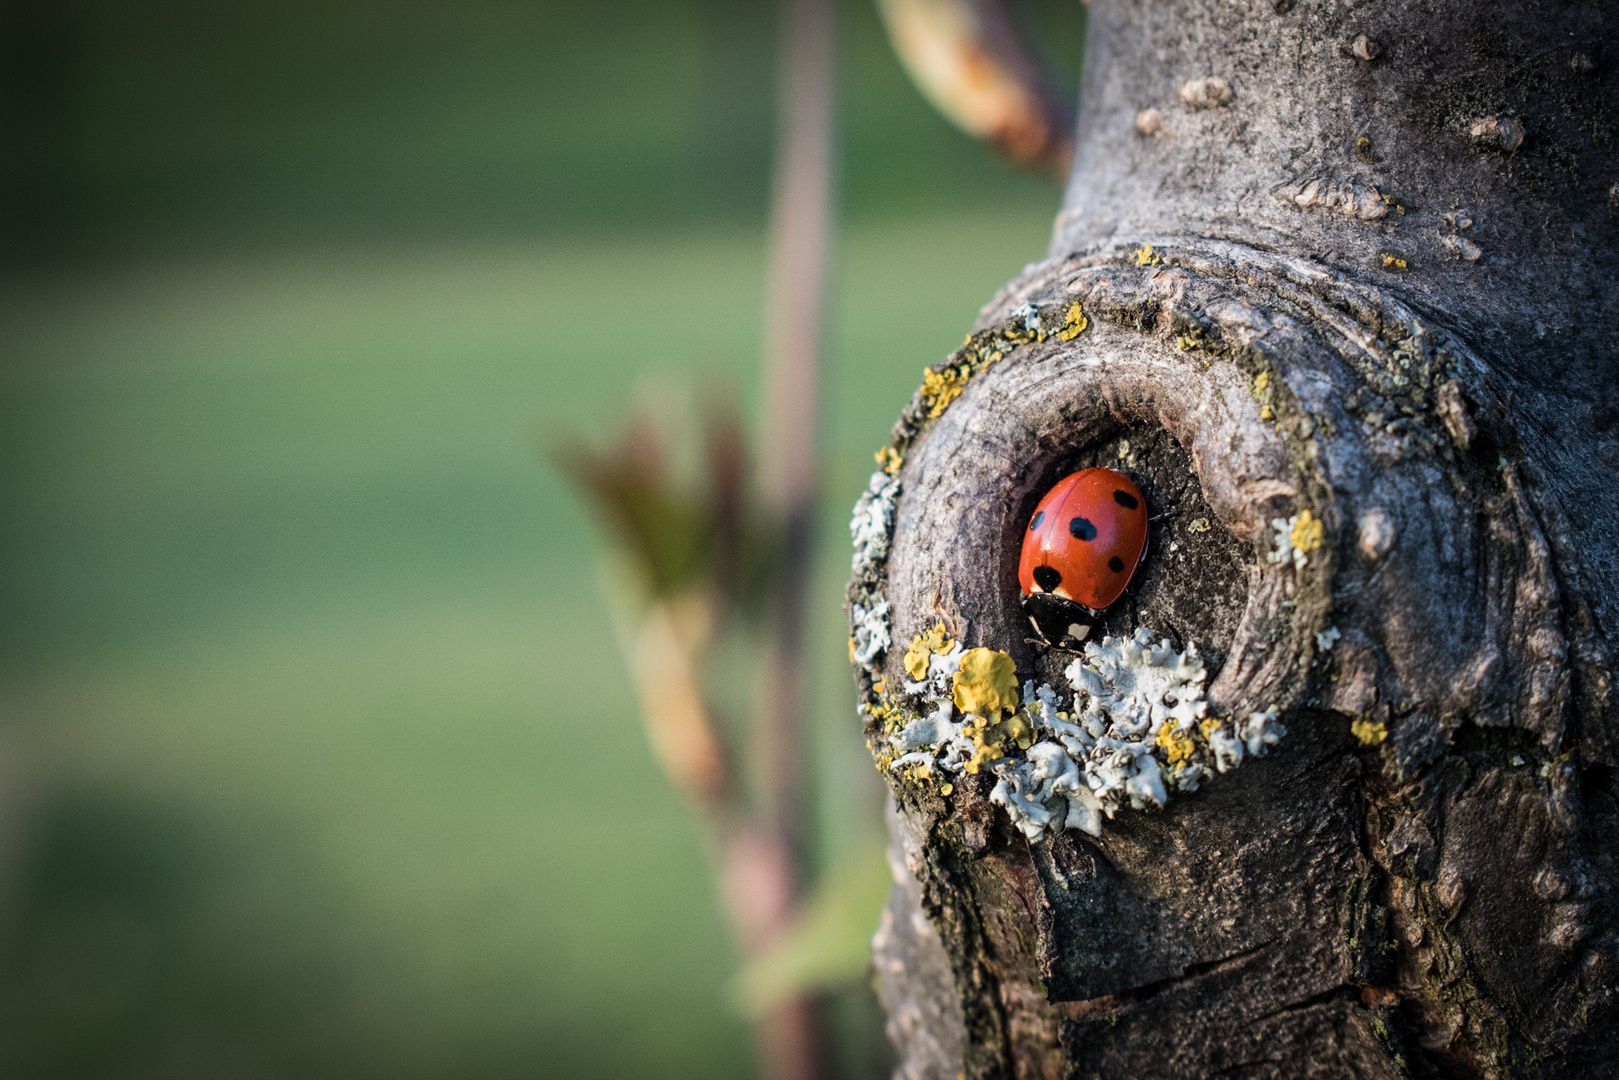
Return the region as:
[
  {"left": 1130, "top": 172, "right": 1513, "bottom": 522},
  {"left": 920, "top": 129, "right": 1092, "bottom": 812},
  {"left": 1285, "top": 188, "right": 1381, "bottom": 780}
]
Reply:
[
  {"left": 0, "top": 0, "right": 1078, "bottom": 1075},
  {"left": 0, "top": 214, "right": 1059, "bottom": 1079}
]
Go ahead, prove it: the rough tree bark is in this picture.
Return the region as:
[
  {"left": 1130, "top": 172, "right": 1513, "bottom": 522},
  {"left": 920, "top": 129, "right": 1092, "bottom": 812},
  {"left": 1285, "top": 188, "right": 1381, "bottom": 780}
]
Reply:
[{"left": 853, "top": 1, "right": 1619, "bottom": 1077}]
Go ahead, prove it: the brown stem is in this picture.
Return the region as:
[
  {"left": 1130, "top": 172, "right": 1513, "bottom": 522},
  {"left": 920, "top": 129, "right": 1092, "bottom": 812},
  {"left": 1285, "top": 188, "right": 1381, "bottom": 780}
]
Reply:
[{"left": 753, "top": 0, "right": 836, "bottom": 1076}]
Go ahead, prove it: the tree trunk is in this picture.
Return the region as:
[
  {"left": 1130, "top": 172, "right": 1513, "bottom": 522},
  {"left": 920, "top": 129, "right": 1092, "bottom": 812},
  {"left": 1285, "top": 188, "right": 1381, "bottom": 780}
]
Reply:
[{"left": 852, "top": 1, "right": 1619, "bottom": 1076}]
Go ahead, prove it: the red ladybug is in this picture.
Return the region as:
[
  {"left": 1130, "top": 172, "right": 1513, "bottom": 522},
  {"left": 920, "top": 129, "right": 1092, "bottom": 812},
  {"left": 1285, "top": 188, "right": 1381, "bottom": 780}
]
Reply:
[{"left": 1018, "top": 467, "right": 1147, "bottom": 648}]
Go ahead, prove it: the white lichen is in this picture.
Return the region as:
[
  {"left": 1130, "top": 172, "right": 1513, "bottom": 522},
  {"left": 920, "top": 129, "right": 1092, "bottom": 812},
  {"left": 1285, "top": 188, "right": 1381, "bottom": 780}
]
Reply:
[
  {"left": 1009, "top": 302, "right": 1043, "bottom": 337},
  {"left": 1052, "top": 629, "right": 1209, "bottom": 819},
  {"left": 851, "top": 597, "right": 891, "bottom": 666},
  {"left": 850, "top": 469, "right": 901, "bottom": 574},
  {"left": 890, "top": 638, "right": 1000, "bottom": 775},
  {"left": 1268, "top": 520, "right": 1296, "bottom": 566},
  {"left": 1237, "top": 709, "right": 1285, "bottom": 756},
  {"left": 883, "top": 624, "right": 1289, "bottom": 841},
  {"left": 1067, "top": 630, "right": 1209, "bottom": 738},
  {"left": 1208, "top": 726, "right": 1245, "bottom": 772},
  {"left": 1316, "top": 626, "right": 1341, "bottom": 652}
]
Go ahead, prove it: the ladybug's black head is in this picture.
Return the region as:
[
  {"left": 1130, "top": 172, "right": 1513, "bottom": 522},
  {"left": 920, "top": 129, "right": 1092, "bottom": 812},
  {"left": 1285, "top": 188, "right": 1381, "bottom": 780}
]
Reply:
[{"left": 1021, "top": 591, "right": 1099, "bottom": 651}]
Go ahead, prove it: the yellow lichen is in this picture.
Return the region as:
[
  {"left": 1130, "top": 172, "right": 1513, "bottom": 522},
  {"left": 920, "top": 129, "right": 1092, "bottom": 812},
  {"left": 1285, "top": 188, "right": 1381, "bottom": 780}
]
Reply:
[
  {"left": 1289, "top": 509, "right": 1324, "bottom": 556},
  {"left": 939, "top": 782, "right": 954, "bottom": 796},
  {"left": 903, "top": 624, "right": 955, "bottom": 681},
  {"left": 1352, "top": 718, "right": 1389, "bottom": 745},
  {"left": 962, "top": 716, "right": 1004, "bottom": 774},
  {"left": 921, "top": 365, "right": 971, "bottom": 418},
  {"left": 961, "top": 710, "right": 1033, "bottom": 774},
  {"left": 1135, "top": 243, "right": 1161, "bottom": 266},
  {"left": 1003, "top": 710, "right": 1035, "bottom": 751},
  {"left": 875, "top": 446, "right": 903, "bottom": 475},
  {"left": 902, "top": 761, "right": 934, "bottom": 783},
  {"left": 1005, "top": 322, "right": 1043, "bottom": 345},
  {"left": 1188, "top": 517, "right": 1211, "bottom": 533},
  {"left": 1156, "top": 722, "right": 1196, "bottom": 765},
  {"left": 940, "top": 646, "right": 1024, "bottom": 775},
  {"left": 1380, "top": 252, "right": 1408, "bottom": 270},
  {"left": 1254, "top": 370, "right": 1275, "bottom": 420},
  {"left": 1056, "top": 302, "right": 1089, "bottom": 341},
  {"left": 962, "top": 742, "right": 999, "bottom": 774},
  {"left": 867, "top": 697, "right": 903, "bottom": 734},
  {"left": 1199, "top": 716, "right": 1225, "bottom": 741},
  {"left": 952, "top": 647, "right": 1020, "bottom": 719}
]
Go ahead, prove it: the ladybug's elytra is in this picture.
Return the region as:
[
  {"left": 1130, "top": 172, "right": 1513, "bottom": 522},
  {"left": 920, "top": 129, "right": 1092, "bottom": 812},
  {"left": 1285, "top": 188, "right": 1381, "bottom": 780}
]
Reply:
[{"left": 1018, "top": 467, "right": 1147, "bottom": 649}]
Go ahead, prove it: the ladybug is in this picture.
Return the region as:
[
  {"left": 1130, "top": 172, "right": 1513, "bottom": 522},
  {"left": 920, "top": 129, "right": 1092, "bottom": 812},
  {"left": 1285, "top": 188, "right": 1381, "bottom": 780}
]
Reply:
[{"left": 1018, "top": 467, "right": 1147, "bottom": 649}]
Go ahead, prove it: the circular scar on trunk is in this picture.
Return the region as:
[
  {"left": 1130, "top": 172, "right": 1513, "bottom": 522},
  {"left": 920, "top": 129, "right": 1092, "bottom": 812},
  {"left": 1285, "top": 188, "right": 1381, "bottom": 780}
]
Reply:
[{"left": 849, "top": 298, "right": 1332, "bottom": 840}]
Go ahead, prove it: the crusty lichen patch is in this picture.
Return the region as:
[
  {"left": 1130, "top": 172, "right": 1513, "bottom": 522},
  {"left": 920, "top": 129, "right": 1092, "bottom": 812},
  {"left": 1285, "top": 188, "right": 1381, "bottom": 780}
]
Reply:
[
  {"left": 1055, "top": 302, "right": 1089, "bottom": 341},
  {"left": 903, "top": 623, "right": 954, "bottom": 681},
  {"left": 920, "top": 364, "right": 971, "bottom": 418},
  {"left": 851, "top": 468, "right": 901, "bottom": 575},
  {"left": 1253, "top": 370, "right": 1275, "bottom": 420},
  {"left": 1269, "top": 509, "right": 1324, "bottom": 571},
  {"left": 880, "top": 625, "right": 1285, "bottom": 839},
  {"left": 893, "top": 300, "right": 1085, "bottom": 437},
  {"left": 1352, "top": 717, "right": 1389, "bottom": 745},
  {"left": 851, "top": 595, "right": 891, "bottom": 666}
]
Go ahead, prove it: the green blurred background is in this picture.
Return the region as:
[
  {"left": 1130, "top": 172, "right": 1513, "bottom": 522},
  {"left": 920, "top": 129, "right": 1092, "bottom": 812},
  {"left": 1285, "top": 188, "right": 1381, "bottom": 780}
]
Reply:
[{"left": 0, "top": 1, "right": 1079, "bottom": 1075}]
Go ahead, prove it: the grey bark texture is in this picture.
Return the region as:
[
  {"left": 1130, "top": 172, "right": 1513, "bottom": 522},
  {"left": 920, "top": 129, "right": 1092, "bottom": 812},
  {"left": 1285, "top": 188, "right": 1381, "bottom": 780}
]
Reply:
[{"left": 852, "top": 1, "right": 1619, "bottom": 1077}]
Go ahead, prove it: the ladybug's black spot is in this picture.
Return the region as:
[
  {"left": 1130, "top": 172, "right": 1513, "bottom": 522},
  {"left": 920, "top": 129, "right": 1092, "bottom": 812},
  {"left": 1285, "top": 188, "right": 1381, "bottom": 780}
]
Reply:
[
  {"left": 1108, "top": 556, "right": 1125, "bottom": 573},
  {"left": 1029, "top": 510, "right": 1045, "bottom": 531},
  {"left": 1113, "top": 489, "right": 1139, "bottom": 510},
  {"left": 1032, "top": 565, "right": 1062, "bottom": 592},
  {"left": 1068, "top": 516, "right": 1097, "bottom": 541}
]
